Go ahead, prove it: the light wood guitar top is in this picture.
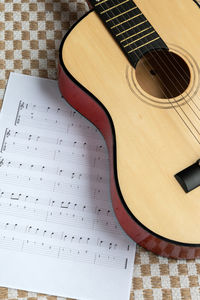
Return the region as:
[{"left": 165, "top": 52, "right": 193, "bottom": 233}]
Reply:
[{"left": 62, "top": 0, "right": 200, "bottom": 244}]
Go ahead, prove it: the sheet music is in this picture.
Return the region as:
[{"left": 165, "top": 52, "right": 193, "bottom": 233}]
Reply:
[{"left": 0, "top": 73, "right": 136, "bottom": 300}]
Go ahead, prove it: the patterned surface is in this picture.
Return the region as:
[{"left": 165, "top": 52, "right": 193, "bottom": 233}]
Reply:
[{"left": 0, "top": 1, "right": 200, "bottom": 300}]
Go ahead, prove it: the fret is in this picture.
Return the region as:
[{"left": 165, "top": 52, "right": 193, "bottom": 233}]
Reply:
[
  {"left": 124, "top": 30, "right": 155, "bottom": 48},
  {"left": 97, "top": 0, "right": 139, "bottom": 19},
  {"left": 110, "top": 13, "right": 142, "bottom": 29},
  {"left": 100, "top": 0, "right": 130, "bottom": 15},
  {"left": 128, "top": 37, "right": 160, "bottom": 53},
  {"left": 124, "top": 30, "right": 159, "bottom": 54},
  {"left": 95, "top": 0, "right": 108, "bottom": 6},
  {"left": 120, "top": 26, "right": 152, "bottom": 43},
  {"left": 116, "top": 20, "right": 148, "bottom": 37},
  {"left": 106, "top": 6, "right": 137, "bottom": 23},
  {"left": 91, "top": 0, "right": 168, "bottom": 67}
]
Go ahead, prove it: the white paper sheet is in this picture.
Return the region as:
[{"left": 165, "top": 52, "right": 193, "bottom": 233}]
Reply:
[{"left": 0, "top": 73, "right": 136, "bottom": 300}]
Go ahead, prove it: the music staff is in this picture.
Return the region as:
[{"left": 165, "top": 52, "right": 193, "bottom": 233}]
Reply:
[
  {"left": 1, "top": 128, "right": 104, "bottom": 153},
  {"left": 0, "top": 234, "right": 128, "bottom": 269},
  {"left": 0, "top": 221, "right": 130, "bottom": 252},
  {"left": 0, "top": 199, "right": 121, "bottom": 235},
  {"left": 0, "top": 171, "right": 108, "bottom": 202},
  {"left": 0, "top": 188, "right": 112, "bottom": 218},
  {"left": 2, "top": 141, "right": 108, "bottom": 169},
  {"left": 0, "top": 157, "right": 108, "bottom": 184}
]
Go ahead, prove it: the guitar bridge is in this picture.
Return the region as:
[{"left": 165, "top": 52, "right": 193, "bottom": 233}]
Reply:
[{"left": 175, "top": 160, "right": 200, "bottom": 193}]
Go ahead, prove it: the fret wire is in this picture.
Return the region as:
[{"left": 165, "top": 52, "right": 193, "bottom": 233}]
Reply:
[
  {"left": 106, "top": 6, "right": 137, "bottom": 22},
  {"left": 116, "top": 20, "right": 148, "bottom": 37},
  {"left": 128, "top": 36, "right": 160, "bottom": 53},
  {"left": 110, "top": 12, "right": 142, "bottom": 29},
  {"left": 100, "top": 0, "right": 130, "bottom": 15},
  {"left": 124, "top": 30, "right": 155, "bottom": 48},
  {"left": 93, "top": 0, "right": 168, "bottom": 66},
  {"left": 95, "top": 0, "right": 108, "bottom": 7},
  {"left": 120, "top": 26, "right": 152, "bottom": 43}
]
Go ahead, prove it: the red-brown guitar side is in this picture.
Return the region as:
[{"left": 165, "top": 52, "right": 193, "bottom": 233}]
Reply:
[{"left": 58, "top": 61, "right": 200, "bottom": 259}]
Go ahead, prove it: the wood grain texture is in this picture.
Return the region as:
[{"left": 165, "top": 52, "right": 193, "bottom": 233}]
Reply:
[{"left": 62, "top": 0, "right": 200, "bottom": 243}]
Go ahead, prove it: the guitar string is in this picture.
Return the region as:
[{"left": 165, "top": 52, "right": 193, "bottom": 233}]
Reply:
[
  {"left": 98, "top": 0, "right": 200, "bottom": 112},
  {"left": 96, "top": 0, "right": 200, "bottom": 142},
  {"left": 133, "top": 48, "right": 200, "bottom": 123},
  {"left": 96, "top": 0, "right": 200, "bottom": 143},
  {"left": 99, "top": 0, "right": 200, "bottom": 123},
  {"left": 172, "top": 57, "right": 200, "bottom": 112},
  {"left": 152, "top": 48, "right": 200, "bottom": 112},
  {"left": 101, "top": 0, "right": 200, "bottom": 128},
  {"left": 124, "top": 28, "right": 200, "bottom": 120},
  {"left": 94, "top": 2, "right": 187, "bottom": 107}
]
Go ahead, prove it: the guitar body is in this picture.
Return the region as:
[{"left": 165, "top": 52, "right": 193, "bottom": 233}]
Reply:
[{"left": 59, "top": 0, "right": 200, "bottom": 258}]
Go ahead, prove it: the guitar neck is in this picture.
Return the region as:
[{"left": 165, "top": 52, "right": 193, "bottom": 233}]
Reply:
[{"left": 90, "top": 0, "right": 168, "bottom": 67}]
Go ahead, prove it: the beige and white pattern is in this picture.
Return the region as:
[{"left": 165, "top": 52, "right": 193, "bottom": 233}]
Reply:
[{"left": 0, "top": 1, "right": 200, "bottom": 299}]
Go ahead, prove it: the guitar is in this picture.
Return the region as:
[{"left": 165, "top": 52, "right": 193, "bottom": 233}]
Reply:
[{"left": 58, "top": 0, "right": 200, "bottom": 259}]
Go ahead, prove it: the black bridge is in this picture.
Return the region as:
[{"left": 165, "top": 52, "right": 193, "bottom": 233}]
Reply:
[{"left": 175, "top": 160, "right": 200, "bottom": 193}]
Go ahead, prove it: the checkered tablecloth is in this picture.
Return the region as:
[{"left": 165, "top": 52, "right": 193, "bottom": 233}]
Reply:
[{"left": 0, "top": 1, "right": 200, "bottom": 299}]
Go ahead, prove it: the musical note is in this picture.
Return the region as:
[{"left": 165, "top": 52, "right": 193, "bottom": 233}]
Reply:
[{"left": 0, "top": 158, "right": 4, "bottom": 167}]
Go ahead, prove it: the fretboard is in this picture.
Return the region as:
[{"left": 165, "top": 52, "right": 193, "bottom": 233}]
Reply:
[{"left": 90, "top": 0, "right": 168, "bottom": 67}]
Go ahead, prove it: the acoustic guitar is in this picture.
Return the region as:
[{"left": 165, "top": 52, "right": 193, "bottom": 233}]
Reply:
[{"left": 58, "top": 0, "right": 200, "bottom": 259}]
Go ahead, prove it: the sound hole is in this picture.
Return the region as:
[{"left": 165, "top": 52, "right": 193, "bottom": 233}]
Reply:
[{"left": 135, "top": 50, "right": 191, "bottom": 99}]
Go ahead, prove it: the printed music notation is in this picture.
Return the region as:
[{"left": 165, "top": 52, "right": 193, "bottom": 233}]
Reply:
[
  {"left": 2, "top": 128, "right": 105, "bottom": 153},
  {"left": 0, "top": 97, "right": 132, "bottom": 268},
  {"left": 0, "top": 74, "right": 135, "bottom": 300},
  {"left": 15, "top": 101, "right": 100, "bottom": 137},
  {"left": 0, "top": 234, "right": 128, "bottom": 269},
  {"left": 0, "top": 157, "right": 107, "bottom": 184},
  {"left": 1, "top": 128, "right": 108, "bottom": 170},
  {"left": 0, "top": 189, "right": 112, "bottom": 218},
  {"left": 0, "top": 200, "right": 122, "bottom": 234},
  {"left": 0, "top": 171, "right": 109, "bottom": 202},
  {"left": 0, "top": 221, "right": 130, "bottom": 252}
]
